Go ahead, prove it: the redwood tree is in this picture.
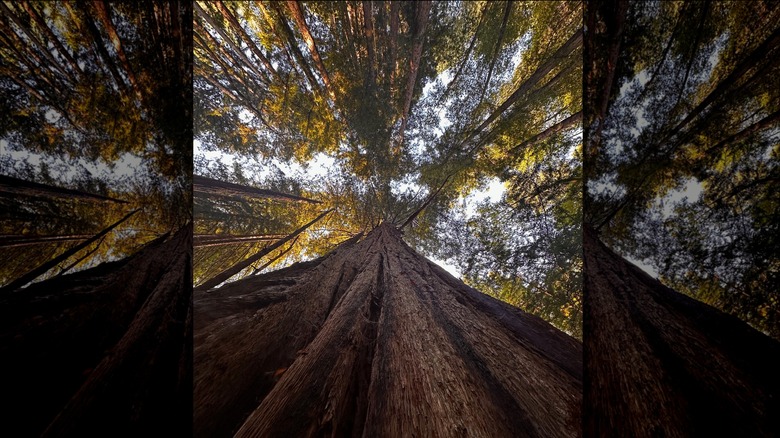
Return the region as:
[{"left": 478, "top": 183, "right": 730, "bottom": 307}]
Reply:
[{"left": 195, "top": 223, "right": 582, "bottom": 437}]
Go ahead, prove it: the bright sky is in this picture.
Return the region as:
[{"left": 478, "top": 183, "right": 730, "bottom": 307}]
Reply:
[{"left": 1, "top": 138, "right": 146, "bottom": 185}]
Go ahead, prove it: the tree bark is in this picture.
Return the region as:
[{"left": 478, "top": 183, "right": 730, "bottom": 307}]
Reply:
[
  {"left": 0, "top": 225, "right": 192, "bottom": 437},
  {"left": 195, "top": 209, "right": 333, "bottom": 291},
  {"left": 193, "top": 175, "right": 321, "bottom": 203},
  {"left": 583, "top": 226, "right": 780, "bottom": 437},
  {"left": 195, "top": 223, "right": 581, "bottom": 437}
]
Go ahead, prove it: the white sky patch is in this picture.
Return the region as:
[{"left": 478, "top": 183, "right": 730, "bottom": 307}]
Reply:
[
  {"left": 427, "top": 253, "right": 462, "bottom": 278},
  {"left": 625, "top": 254, "right": 660, "bottom": 278},
  {"left": 657, "top": 178, "right": 704, "bottom": 218},
  {"left": 2, "top": 139, "right": 148, "bottom": 188},
  {"left": 461, "top": 177, "right": 506, "bottom": 219},
  {"left": 238, "top": 109, "right": 253, "bottom": 124}
]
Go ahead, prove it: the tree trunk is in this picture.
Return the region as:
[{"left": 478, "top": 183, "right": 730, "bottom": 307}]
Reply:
[
  {"left": 397, "top": 1, "right": 432, "bottom": 146},
  {"left": 0, "top": 225, "right": 192, "bottom": 437},
  {"left": 193, "top": 175, "right": 321, "bottom": 203},
  {"left": 195, "top": 209, "right": 333, "bottom": 291},
  {"left": 3, "top": 208, "right": 140, "bottom": 290},
  {"left": 509, "top": 111, "right": 582, "bottom": 154},
  {"left": 479, "top": 1, "right": 513, "bottom": 104},
  {"left": 194, "top": 233, "right": 286, "bottom": 248},
  {"left": 469, "top": 28, "right": 583, "bottom": 143},
  {"left": 583, "top": 226, "right": 780, "bottom": 437},
  {"left": 195, "top": 223, "right": 581, "bottom": 437},
  {"left": 287, "top": 0, "right": 335, "bottom": 99},
  {"left": 0, "top": 234, "right": 93, "bottom": 248},
  {"left": 0, "top": 175, "right": 127, "bottom": 203},
  {"left": 214, "top": 0, "right": 281, "bottom": 82}
]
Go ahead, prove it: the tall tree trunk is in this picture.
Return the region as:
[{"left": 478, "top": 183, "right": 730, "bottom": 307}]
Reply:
[
  {"left": 583, "top": 226, "right": 780, "bottom": 437},
  {"left": 509, "top": 111, "right": 582, "bottom": 154},
  {"left": 468, "top": 28, "right": 583, "bottom": 144},
  {"left": 193, "top": 175, "right": 321, "bottom": 203},
  {"left": 92, "top": 1, "right": 142, "bottom": 102},
  {"left": 194, "top": 233, "right": 286, "bottom": 248},
  {"left": 268, "top": 2, "right": 321, "bottom": 94},
  {"left": 195, "top": 209, "right": 333, "bottom": 291},
  {"left": 479, "top": 1, "right": 513, "bottom": 104},
  {"left": 3, "top": 208, "right": 140, "bottom": 290},
  {"left": 287, "top": 1, "right": 335, "bottom": 99},
  {"left": 194, "top": 1, "right": 270, "bottom": 85},
  {"left": 361, "top": 0, "right": 376, "bottom": 90},
  {"left": 0, "top": 175, "right": 127, "bottom": 203},
  {"left": 397, "top": 1, "right": 432, "bottom": 147},
  {"left": 195, "top": 223, "right": 581, "bottom": 437},
  {"left": 0, "top": 234, "right": 93, "bottom": 248},
  {"left": 214, "top": 0, "right": 281, "bottom": 83},
  {"left": 0, "top": 225, "right": 192, "bottom": 437}
]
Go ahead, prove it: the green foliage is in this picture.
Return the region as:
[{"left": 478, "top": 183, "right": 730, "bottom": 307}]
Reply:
[
  {"left": 195, "top": 1, "right": 583, "bottom": 335},
  {"left": 0, "top": 2, "right": 191, "bottom": 287}
]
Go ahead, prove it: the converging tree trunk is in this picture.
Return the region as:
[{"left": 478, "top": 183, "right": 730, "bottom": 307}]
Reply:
[
  {"left": 193, "top": 175, "right": 321, "bottom": 204},
  {"left": 0, "top": 225, "right": 192, "bottom": 437},
  {"left": 3, "top": 208, "right": 140, "bottom": 290},
  {"left": 194, "top": 208, "right": 332, "bottom": 291},
  {"left": 194, "top": 233, "right": 286, "bottom": 248},
  {"left": 0, "top": 175, "right": 128, "bottom": 203},
  {"left": 583, "top": 226, "right": 780, "bottom": 437},
  {"left": 195, "top": 223, "right": 581, "bottom": 437}
]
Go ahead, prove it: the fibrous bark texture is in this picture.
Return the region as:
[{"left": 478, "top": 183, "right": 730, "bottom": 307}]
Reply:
[
  {"left": 0, "top": 225, "right": 192, "bottom": 437},
  {"left": 195, "top": 223, "right": 581, "bottom": 437},
  {"left": 583, "top": 227, "right": 780, "bottom": 437}
]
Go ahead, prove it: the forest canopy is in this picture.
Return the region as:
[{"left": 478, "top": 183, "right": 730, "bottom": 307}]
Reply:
[
  {"left": 0, "top": 1, "right": 191, "bottom": 287},
  {"left": 193, "top": 0, "right": 582, "bottom": 336},
  {"left": 586, "top": 0, "right": 780, "bottom": 338}
]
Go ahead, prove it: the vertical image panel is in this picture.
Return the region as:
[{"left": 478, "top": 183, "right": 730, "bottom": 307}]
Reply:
[
  {"left": 584, "top": 0, "right": 780, "bottom": 436},
  {"left": 193, "top": 1, "right": 583, "bottom": 437},
  {"left": 0, "top": 1, "right": 193, "bottom": 436}
]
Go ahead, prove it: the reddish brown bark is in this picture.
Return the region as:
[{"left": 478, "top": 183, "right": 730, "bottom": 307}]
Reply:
[{"left": 195, "top": 224, "right": 581, "bottom": 437}]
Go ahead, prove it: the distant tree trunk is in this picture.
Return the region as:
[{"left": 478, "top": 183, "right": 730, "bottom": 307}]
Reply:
[
  {"left": 583, "top": 226, "right": 780, "bottom": 437},
  {"left": 397, "top": 1, "right": 432, "bottom": 146},
  {"left": 195, "top": 223, "right": 581, "bottom": 437},
  {"left": 195, "top": 209, "right": 333, "bottom": 291},
  {"left": 469, "top": 28, "right": 583, "bottom": 142},
  {"left": 479, "top": 1, "right": 513, "bottom": 104},
  {"left": 0, "top": 225, "right": 192, "bottom": 437},
  {"left": 361, "top": 0, "right": 376, "bottom": 90},
  {"left": 214, "top": 0, "right": 281, "bottom": 82},
  {"left": 3, "top": 208, "right": 140, "bottom": 290},
  {"left": 0, "top": 175, "right": 127, "bottom": 203},
  {"left": 509, "top": 111, "right": 582, "bottom": 153},
  {"left": 286, "top": 1, "right": 335, "bottom": 99},
  {"left": 194, "top": 233, "right": 286, "bottom": 248},
  {"left": 193, "top": 175, "right": 321, "bottom": 203},
  {"left": 0, "top": 234, "right": 92, "bottom": 248}
]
